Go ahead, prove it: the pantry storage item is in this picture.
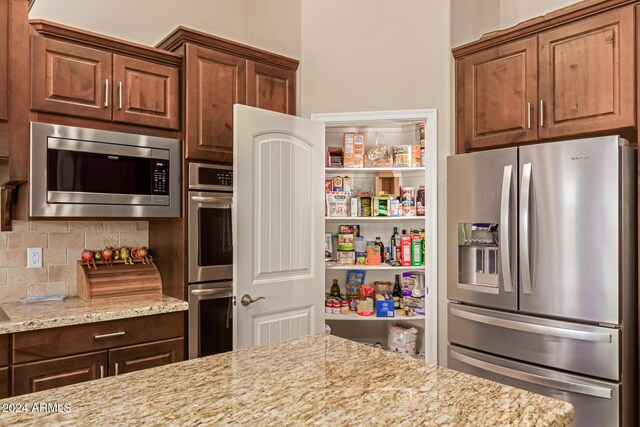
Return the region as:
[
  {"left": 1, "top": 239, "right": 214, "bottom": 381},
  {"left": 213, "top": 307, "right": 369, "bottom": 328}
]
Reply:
[{"left": 315, "top": 109, "right": 436, "bottom": 364}]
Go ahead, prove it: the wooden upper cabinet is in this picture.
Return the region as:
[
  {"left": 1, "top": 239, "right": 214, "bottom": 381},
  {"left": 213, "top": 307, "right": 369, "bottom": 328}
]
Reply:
[
  {"left": 108, "top": 337, "right": 183, "bottom": 376},
  {"left": 185, "top": 44, "right": 247, "bottom": 163},
  {"left": 247, "top": 61, "right": 295, "bottom": 115},
  {"left": 113, "top": 55, "right": 180, "bottom": 130},
  {"left": 31, "top": 36, "right": 113, "bottom": 121},
  {"left": 538, "top": 6, "right": 635, "bottom": 139},
  {"left": 12, "top": 351, "right": 107, "bottom": 396},
  {"left": 459, "top": 37, "right": 538, "bottom": 151}
]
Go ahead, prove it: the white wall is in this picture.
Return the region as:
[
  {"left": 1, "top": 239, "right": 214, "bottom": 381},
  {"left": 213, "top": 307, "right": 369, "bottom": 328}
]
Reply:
[
  {"left": 451, "top": 0, "right": 501, "bottom": 47},
  {"left": 500, "top": 0, "right": 581, "bottom": 29},
  {"left": 29, "top": 0, "right": 301, "bottom": 58}
]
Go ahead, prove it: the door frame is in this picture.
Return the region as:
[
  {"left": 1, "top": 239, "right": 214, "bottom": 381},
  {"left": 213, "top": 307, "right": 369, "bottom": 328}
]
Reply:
[{"left": 311, "top": 109, "right": 438, "bottom": 365}]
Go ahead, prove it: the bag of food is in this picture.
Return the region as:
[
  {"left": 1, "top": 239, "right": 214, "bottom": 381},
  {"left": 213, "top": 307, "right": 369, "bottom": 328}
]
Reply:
[
  {"left": 326, "top": 192, "right": 349, "bottom": 217},
  {"left": 365, "top": 132, "right": 392, "bottom": 167},
  {"left": 388, "top": 323, "right": 418, "bottom": 355}
]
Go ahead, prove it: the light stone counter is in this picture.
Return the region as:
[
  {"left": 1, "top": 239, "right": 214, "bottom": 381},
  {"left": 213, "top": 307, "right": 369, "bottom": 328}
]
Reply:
[
  {"left": 0, "top": 296, "right": 188, "bottom": 334},
  {"left": 0, "top": 334, "right": 573, "bottom": 426}
]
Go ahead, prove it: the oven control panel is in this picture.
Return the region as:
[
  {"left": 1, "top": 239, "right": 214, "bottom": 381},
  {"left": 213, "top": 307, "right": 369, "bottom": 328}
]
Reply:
[{"left": 190, "top": 164, "right": 233, "bottom": 191}]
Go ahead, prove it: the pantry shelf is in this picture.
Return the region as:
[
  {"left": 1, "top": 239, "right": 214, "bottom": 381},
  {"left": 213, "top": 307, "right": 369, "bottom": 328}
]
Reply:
[
  {"left": 325, "top": 167, "right": 424, "bottom": 173},
  {"left": 325, "top": 312, "right": 425, "bottom": 321},
  {"left": 325, "top": 264, "right": 424, "bottom": 271},
  {"left": 324, "top": 217, "right": 425, "bottom": 222}
]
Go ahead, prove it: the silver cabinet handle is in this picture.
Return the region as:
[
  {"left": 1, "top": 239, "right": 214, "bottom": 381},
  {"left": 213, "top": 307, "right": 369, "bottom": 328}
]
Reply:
[
  {"left": 519, "top": 163, "right": 533, "bottom": 295},
  {"left": 99, "top": 365, "right": 104, "bottom": 379},
  {"left": 540, "top": 100, "right": 545, "bottom": 127},
  {"left": 94, "top": 331, "right": 126, "bottom": 340},
  {"left": 241, "top": 294, "right": 265, "bottom": 306},
  {"left": 527, "top": 102, "right": 532, "bottom": 129},
  {"left": 450, "top": 350, "right": 612, "bottom": 399},
  {"left": 499, "top": 165, "right": 513, "bottom": 293},
  {"left": 104, "top": 79, "right": 109, "bottom": 108},
  {"left": 118, "top": 81, "right": 123, "bottom": 110},
  {"left": 450, "top": 308, "right": 612, "bottom": 343},
  {"left": 115, "top": 362, "right": 119, "bottom": 376}
]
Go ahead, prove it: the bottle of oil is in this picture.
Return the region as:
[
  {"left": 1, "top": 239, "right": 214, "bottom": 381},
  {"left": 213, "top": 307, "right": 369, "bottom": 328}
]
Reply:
[{"left": 330, "top": 279, "right": 341, "bottom": 297}]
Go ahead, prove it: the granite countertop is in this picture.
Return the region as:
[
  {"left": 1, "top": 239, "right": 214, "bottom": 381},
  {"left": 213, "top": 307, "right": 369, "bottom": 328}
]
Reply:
[
  {"left": 0, "top": 296, "right": 188, "bottom": 334},
  {"left": 0, "top": 334, "right": 573, "bottom": 426}
]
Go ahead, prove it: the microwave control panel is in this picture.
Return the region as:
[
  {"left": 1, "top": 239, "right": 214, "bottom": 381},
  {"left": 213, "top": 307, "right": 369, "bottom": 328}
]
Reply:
[{"left": 152, "top": 160, "right": 170, "bottom": 195}]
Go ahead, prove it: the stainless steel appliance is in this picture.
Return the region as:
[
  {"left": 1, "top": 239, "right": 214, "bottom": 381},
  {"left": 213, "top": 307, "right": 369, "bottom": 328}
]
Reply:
[
  {"left": 30, "top": 122, "right": 181, "bottom": 217},
  {"left": 188, "top": 281, "right": 233, "bottom": 358},
  {"left": 188, "top": 163, "right": 233, "bottom": 283},
  {"left": 446, "top": 136, "right": 637, "bottom": 427},
  {"left": 188, "top": 162, "right": 234, "bottom": 358}
]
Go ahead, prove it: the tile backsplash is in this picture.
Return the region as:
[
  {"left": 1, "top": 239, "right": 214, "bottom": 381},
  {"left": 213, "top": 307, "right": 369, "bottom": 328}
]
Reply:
[{"left": 0, "top": 221, "right": 148, "bottom": 302}]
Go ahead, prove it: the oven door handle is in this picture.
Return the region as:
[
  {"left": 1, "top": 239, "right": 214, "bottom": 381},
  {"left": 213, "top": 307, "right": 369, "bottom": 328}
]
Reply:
[
  {"left": 191, "top": 289, "right": 233, "bottom": 298},
  {"left": 190, "top": 196, "right": 232, "bottom": 206}
]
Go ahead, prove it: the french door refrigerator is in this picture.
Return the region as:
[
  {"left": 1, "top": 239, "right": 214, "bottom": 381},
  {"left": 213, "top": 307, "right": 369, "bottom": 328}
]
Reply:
[{"left": 446, "top": 136, "right": 637, "bottom": 427}]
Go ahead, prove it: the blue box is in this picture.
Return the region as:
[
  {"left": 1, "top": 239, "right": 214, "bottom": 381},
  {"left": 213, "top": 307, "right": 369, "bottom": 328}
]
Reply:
[{"left": 375, "top": 298, "right": 395, "bottom": 318}]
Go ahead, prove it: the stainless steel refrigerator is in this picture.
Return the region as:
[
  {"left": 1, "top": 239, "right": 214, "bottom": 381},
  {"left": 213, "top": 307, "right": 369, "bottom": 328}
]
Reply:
[{"left": 446, "top": 136, "right": 637, "bottom": 427}]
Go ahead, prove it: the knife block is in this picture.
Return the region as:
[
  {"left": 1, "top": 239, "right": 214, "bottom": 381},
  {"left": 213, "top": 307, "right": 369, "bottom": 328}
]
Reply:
[{"left": 77, "top": 259, "right": 163, "bottom": 301}]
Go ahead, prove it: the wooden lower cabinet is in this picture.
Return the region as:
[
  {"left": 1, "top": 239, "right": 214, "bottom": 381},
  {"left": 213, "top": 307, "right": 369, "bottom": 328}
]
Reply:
[
  {"left": 109, "top": 337, "right": 183, "bottom": 376},
  {"left": 0, "top": 367, "right": 8, "bottom": 399},
  {"left": 12, "top": 351, "right": 107, "bottom": 396}
]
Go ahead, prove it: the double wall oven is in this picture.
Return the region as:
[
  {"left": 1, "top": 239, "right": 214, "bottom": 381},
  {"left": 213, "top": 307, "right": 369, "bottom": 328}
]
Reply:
[{"left": 187, "top": 163, "right": 234, "bottom": 359}]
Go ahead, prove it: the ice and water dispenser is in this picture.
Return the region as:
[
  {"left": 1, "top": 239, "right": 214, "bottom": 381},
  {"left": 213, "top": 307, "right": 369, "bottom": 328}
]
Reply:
[{"left": 457, "top": 223, "right": 499, "bottom": 288}]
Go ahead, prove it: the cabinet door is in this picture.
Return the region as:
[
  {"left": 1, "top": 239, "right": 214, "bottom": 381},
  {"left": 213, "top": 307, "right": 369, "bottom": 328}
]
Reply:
[
  {"left": 31, "top": 36, "right": 112, "bottom": 121},
  {"left": 0, "top": 367, "right": 7, "bottom": 399},
  {"left": 108, "top": 337, "right": 184, "bottom": 376},
  {"left": 538, "top": 6, "right": 634, "bottom": 139},
  {"left": 185, "top": 44, "right": 247, "bottom": 164},
  {"left": 247, "top": 61, "right": 295, "bottom": 115},
  {"left": 113, "top": 55, "right": 180, "bottom": 130},
  {"left": 12, "top": 351, "right": 107, "bottom": 396},
  {"left": 460, "top": 37, "right": 538, "bottom": 151}
]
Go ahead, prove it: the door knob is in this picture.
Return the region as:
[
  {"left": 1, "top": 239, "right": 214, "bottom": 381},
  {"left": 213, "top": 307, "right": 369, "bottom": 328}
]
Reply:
[{"left": 241, "top": 294, "right": 265, "bottom": 306}]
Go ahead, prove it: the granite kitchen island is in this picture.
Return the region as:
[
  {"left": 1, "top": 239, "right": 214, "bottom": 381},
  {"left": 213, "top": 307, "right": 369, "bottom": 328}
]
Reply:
[{"left": 0, "top": 334, "right": 573, "bottom": 426}]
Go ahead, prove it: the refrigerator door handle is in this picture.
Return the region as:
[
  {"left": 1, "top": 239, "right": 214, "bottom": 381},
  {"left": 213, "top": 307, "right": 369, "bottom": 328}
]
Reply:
[
  {"left": 450, "top": 350, "right": 613, "bottom": 399},
  {"left": 449, "top": 307, "right": 612, "bottom": 343},
  {"left": 500, "top": 165, "right": 513, "bottom": 293},
  {"left": 520, "top": 162, "right": 533, "bottom": 294}
]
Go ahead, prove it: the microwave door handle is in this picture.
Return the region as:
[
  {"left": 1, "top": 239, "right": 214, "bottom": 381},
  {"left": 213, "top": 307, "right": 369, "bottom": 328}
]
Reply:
[
  {"left": 520, "top": 163, "right": 533, "bottom": 295},
  {"left": 499, "top": 165, "right": 513, "bottom": 293}
]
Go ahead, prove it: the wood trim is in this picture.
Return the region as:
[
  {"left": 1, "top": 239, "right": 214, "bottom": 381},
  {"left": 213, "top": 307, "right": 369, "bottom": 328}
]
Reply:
[
  {"left": 1, "top": 184, "right": 16, "bottom": 231},
  {"left": 156, "top": 26, "right": 299, "bottom": 71},
  {"left": 29, "top": 19, "right": 182, "bottom": 66},
  {"left": 452, "top": 0, "right": 637, "bottom": 58},
  {"left": 29, "top": 112, "right": 180, "bottom": 140}
]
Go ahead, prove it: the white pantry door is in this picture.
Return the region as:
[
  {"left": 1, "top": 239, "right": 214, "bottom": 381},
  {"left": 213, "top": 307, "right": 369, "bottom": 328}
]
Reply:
[{"left": 233, "top": 105, "right": 325, "bottom": 349}]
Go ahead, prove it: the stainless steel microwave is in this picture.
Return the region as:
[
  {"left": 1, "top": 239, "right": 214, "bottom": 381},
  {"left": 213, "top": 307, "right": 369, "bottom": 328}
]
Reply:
[{"left": 30, "top": 122, "right": 181, "bottom": 218}]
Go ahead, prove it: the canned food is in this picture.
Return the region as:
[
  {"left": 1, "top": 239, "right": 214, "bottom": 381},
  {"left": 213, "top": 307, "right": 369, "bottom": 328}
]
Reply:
[
  {"left": 325, "top": 299, "right": 332, "bottom": 314},
  {"left": 341, "top": 299, "right": 349, "bottom": 315},
  {"left": 332, "top": 299, "right": 341, "bottom": 314}
]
